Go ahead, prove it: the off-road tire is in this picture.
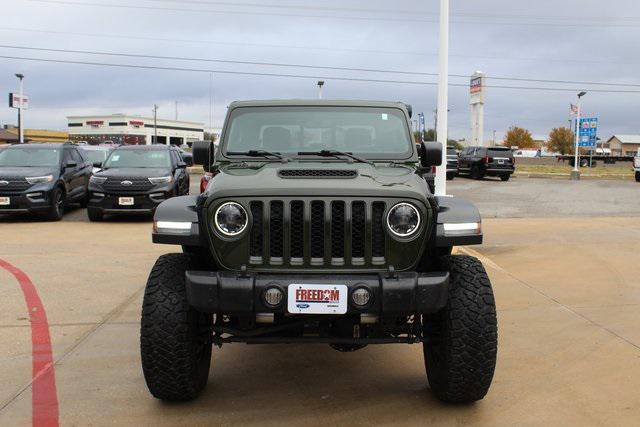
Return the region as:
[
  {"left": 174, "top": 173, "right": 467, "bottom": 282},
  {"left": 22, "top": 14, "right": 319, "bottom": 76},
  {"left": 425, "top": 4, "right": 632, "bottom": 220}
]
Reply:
[
  {"left": 140, "top": 253, "right": 212, "bottom": 401},
  {"left": 446, "top": 173, "right": 455, "bottom": 181},
  {"left": 87, "top": 208, "right": 103, "bottom": 222},
  {"left": 470, "top": 166, "right": 484, "bottom": 180},
  {"left": 423, "top": 255, "right": 497, "bottom": 403},
  {"left": 46, "top": 187, "right": 64, "bottom": 221},
  {"left": 635, "top": 171, "right": 640, "bottom": 182},
  {"left": 500, "top": 174, "right": 510, "bottom": 182}
]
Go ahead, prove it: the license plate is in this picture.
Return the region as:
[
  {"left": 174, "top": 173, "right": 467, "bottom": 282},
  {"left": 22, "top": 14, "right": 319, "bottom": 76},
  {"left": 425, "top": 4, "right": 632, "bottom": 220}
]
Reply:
[
  {"left": 118, "top": 197, "right": 134, "bottom": 206},
  {"left": 0, "top": 197, "right": 9, "bottom": 206},
  {"left": 288, "top": 284, "right": 348, "bottom": 314}
]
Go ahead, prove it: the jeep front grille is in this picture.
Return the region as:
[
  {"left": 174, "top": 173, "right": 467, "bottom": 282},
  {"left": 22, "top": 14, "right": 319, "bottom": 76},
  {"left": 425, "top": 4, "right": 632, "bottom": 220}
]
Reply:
[{"left": 248, "top": 199, "right": 387, "bottom": 267}]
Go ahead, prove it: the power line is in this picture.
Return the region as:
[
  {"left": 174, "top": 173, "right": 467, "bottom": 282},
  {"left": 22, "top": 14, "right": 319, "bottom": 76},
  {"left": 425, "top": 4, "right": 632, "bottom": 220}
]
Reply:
[
  {"left": 4, "top": 26, "right": 640, "bottom": 67},
  {"left": 3, "top": 54, "right": 640, "bottom": 94},
  {"left": 28, "top": 0, "right": 640, "bottom": 28},
  {"left": 3, "top": 44, "right": 640, "bottom": 89}
]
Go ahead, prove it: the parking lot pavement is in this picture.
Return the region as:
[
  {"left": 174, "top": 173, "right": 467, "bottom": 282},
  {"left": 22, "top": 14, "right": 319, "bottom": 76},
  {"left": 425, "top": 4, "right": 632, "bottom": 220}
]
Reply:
[
  {"left": 449, "top": 176, "right": 640, "bottom": 218},
  {"left": 1, "top": 179, "right": 639, "bottom": 425}
]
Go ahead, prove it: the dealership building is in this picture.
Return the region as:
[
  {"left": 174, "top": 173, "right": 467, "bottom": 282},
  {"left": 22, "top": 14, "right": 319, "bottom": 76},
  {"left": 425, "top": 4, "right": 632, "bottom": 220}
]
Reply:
[{"left": 66, "top": 114, "right": 204, "bottom": 146}]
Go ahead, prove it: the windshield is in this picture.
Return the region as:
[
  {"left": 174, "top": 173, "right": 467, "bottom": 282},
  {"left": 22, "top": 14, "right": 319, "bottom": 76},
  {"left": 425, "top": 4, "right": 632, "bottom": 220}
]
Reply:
[
  {"left": 103, "top": 150, "right": 171, "bottom": 168},
  {"left": 82, "top": 149, "right": 110, "bottom": 164},
  {"left": 224, "top": 106, "right": 413, "bottom": 160},
  {"left": 0, "top": 147, "right": 61, "bottom": 167}
]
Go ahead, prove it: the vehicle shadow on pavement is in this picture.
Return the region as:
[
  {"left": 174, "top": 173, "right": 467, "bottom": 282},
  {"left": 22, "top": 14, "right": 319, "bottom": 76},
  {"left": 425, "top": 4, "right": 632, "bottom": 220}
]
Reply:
[
  {"left": 150, "top": 344, "right": 481, "bottom": 424},
  {"left": 0, "top": 204, "right": 85, "bottom": 223}
]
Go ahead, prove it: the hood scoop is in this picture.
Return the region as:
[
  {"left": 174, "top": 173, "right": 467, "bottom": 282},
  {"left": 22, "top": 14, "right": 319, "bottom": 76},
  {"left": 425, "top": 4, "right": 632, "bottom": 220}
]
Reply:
[{"left": 278, "top": 169, "right": 358, "bottom": 179}]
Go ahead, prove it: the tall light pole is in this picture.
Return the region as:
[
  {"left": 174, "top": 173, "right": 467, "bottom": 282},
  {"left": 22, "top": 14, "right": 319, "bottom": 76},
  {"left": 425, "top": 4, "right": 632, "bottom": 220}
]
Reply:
[
  {"left": 435, "top": 0, "right": 449, "bottom": 196},
  {"left": 15, "top": 73, "right": 24, "bottom": 144},
  {"left": 317, "top": 81, "right": 325, "bottom": 99},
  {"left": 571, "top": 91, "right": 587, "bottom": 180},
  {"left": 153, "top": 104, "right": 159, "bottom": 144}
]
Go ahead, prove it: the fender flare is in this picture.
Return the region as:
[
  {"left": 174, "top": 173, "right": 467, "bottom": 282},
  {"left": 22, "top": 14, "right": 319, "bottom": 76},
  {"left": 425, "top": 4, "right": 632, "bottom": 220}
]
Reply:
[
  {"left": 434, "top": 196, "right": 483, "bottom": 247},
  {"left": 152, "top": 195, "right": 205, "bottom": 247}
]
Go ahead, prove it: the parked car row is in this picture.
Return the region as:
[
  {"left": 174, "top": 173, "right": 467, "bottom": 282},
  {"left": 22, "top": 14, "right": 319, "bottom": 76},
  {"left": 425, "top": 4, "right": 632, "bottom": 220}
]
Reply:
[
  {"left": 0, "top": 142, "right": 191, "bottom": 221},
  {"left": 445, "top": 146, "right": 516, "bottom": 182}
]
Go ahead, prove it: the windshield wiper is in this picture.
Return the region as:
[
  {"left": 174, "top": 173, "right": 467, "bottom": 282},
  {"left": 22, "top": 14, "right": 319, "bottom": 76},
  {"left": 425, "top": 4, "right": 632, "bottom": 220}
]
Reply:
[
  {"left": 297, "top": 150, "right": 373, "bottom": 165},
  {"left": 226, "top": 150, "right": 289, "bottom": 162}
]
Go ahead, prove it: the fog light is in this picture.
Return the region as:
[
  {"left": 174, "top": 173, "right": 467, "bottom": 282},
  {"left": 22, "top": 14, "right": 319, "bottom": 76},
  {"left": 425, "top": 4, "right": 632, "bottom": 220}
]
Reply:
[
  {"left": 264, "top": 287, "right": 284, "bottom": 307},
  {"left": 352, "top": 288, "right": 371, "bottom": 306}
]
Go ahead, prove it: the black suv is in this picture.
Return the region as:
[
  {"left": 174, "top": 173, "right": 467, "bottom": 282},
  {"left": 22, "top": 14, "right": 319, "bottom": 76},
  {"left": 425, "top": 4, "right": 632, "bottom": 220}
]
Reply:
[
  {"left": 0, "top": 143, "right": 91, "bottom": 220},
  {"left": 144, "top": 100, "right": 497, "bottom": 404},
  {"left": 458, "top": 146, "right": 515, "bottom": 181},
  {"left": 87, "top": 145, "right": 190, "bottom": 221},
  {"left": 446, "top": 147, "right": 459, "bottom": 180}
]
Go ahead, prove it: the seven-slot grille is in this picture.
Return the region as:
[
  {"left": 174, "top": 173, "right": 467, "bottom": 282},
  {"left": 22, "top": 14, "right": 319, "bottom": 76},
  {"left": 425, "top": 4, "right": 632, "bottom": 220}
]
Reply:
[
  {"left": 0, "top": 177, "right": 31, "bottom": 192},
  {"left": 102, "top": 177, "right": 154, "bottom": 192},
  {"left": 248, "top": 199, "right": 387, "bottom": 267}
]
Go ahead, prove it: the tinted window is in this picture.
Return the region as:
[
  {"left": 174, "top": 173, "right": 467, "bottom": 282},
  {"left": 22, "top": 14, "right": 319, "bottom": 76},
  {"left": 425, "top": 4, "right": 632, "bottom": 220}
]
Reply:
[
  {"left": 447, "top": 148, "right": 457, "bottom": 155},
  {"left": 70, "top": 149, "right": 84, "bottom": 163},
  {"left": 0, "top": 146, "right": 62, "bottom": 167},
  {"left": 224, "top": 106, "right": 413, "bottom": 159},
  {"left": 103, "top": 150, "right": 171, "bottom": 168},
  {"left": 488, "top": 148, "right": 513, "bottom": 158}
]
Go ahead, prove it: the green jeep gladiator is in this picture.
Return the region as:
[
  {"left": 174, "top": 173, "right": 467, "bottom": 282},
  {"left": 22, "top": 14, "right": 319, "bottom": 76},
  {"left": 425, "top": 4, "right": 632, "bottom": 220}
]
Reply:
[{"left": 141, "top": 100, "right": 497, "bottom": 404}]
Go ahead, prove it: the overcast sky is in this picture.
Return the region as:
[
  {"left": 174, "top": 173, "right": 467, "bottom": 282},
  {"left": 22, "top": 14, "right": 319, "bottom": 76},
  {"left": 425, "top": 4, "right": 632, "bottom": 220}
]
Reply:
[{"left": 1, "top": 0, "right": 640, "bottom": 141}]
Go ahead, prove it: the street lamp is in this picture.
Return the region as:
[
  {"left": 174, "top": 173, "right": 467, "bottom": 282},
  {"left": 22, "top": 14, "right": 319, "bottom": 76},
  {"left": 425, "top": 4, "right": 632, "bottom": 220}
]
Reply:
[
  {"left": 317, "top": 81, "right": 325, "bottom": 99},
  {"left": 571, "top": 91, "right": 587, "bottom": 180},
  {"left": 15, "top": 73, "right": 24, "bottom": 144}
]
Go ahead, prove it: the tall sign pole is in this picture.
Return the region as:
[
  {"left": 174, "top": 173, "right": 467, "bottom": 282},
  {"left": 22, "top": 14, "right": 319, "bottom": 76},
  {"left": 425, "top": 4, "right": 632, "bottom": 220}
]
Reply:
[
  {"left": 470, "top": 71, "right": 486, "bottom": 146},
  {"left": 571, "top": 91, "right": 587, "bottom": 180},
  {"left": 153, "top": 104, "right": 159, "bottom": 144},
  {"left": 16, "top": 74, "right": 25, "bottom": 144},
  {"left": 435, "top": 0, "right": 449, "bottom": 196}
]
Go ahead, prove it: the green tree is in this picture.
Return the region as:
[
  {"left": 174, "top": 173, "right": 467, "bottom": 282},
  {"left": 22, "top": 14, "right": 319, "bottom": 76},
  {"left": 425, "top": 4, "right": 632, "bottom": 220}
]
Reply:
[
  {"left": 503, "top": 126, "right": 536, "bottom": 149},
  {"left": 547, "top": 127, "right": 574, "bottom": 155},
  {"left": 203, "top": 132, "right": 218, "bottom": 143}
]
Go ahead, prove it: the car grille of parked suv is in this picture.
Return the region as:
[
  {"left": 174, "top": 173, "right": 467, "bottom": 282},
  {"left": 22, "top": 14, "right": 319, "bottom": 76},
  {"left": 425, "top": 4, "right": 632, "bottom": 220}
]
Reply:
[
  {"left": 247, "top": 198, "right": 387, "bottom": 267},
  {"left": 0, "top": 176, "right": 31, "bottom": 192},
  {"left": 102, "top": 177, "right": 154, "bottom": 193}
]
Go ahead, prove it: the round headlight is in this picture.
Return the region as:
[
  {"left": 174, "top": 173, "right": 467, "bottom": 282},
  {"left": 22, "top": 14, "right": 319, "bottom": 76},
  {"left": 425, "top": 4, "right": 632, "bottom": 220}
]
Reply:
[
  {"left": 386, "top": 203, "right": 421, "bottom": 237},
  {"left": 214, "top": 202, "right": 248, "bottom": 236}
]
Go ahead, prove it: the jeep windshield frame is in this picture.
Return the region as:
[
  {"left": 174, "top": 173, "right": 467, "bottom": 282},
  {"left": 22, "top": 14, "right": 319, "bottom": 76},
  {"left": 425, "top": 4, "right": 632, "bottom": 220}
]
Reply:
[{"left": 220, "top": 105, "right": 416, "bottom": 162}]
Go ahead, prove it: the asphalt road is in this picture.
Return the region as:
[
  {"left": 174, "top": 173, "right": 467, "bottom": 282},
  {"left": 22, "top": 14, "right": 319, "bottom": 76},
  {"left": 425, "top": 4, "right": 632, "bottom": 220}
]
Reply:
[{"left": 1, "top": 177, "right": 640, "bottom": 425}]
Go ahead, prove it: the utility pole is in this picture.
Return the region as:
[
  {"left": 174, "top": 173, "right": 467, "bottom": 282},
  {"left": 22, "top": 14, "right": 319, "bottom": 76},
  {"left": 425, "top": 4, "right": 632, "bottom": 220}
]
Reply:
[
  {"left": 493, "top": 130, "right": 497, "bottom": 146},
  {"left": 15, "top": 73, "right": 24, "bottom": 144},
  {"left": 571, "top": 91, "right": 587, "bottom": 180},
  {"left": 153, "top": 104, "right": 159, "bottom": 145},
  {"left": 317, "top": 81, "right": 325, "bottom": 99},
  {"left": 175, "top": 101, "right": 178, "bottom": 120}
]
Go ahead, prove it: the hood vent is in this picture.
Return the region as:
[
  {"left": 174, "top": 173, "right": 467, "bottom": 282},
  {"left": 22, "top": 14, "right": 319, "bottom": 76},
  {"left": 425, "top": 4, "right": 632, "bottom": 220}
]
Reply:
[{"left": 278, "top": 169, "right": 358, "bottom": 179}]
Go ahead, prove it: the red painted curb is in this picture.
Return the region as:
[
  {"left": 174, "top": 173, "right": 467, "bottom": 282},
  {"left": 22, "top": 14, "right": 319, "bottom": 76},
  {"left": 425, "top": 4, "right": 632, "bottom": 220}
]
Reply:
[{"left": 0, "top": 259, "right": 59, "bottom": 427}]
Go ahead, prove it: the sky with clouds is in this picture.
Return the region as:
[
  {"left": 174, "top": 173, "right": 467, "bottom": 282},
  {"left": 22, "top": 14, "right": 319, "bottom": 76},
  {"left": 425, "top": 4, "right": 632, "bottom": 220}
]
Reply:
[{"left": 1, "top": 0, "right": 640, "bottom": 141}]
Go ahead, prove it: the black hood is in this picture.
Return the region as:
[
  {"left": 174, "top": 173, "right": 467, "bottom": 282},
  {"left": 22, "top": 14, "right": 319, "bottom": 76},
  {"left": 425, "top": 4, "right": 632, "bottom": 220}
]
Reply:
[
  {"left": 0, "top": 166, "right": 58, "bottom": 178},
  {"left": 95, "top": 167, "right": 172, "bottom": 178}
]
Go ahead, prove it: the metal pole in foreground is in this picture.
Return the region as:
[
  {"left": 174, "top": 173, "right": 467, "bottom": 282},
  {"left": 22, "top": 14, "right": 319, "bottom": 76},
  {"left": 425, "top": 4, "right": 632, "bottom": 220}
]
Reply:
[
  {"left": 435, "top": 0, "right": 449, "bottom": 196},
  {"left": 15, "top": 74, "right": 24, "bottom": 144},
  {"left": 571, "top": 92, "right": 586, "bottom": 180},
  {"left": 153, "top": 104, "right": 158, "bottom": 145}
]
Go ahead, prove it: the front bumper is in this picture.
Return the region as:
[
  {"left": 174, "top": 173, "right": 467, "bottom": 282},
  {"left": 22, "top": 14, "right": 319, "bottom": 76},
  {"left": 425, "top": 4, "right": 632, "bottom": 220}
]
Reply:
[
  {"left": 87, "top": 188, "right": 174, "bottom": 214},
  {"left": 484, "top": 166, "right": 514, "bottom": 176},
  {"left": 185, "top": 271, "right": 450, "bottom": 315},
  {"left": 0, "top": 189, "right": 54, "bottom": 214}
]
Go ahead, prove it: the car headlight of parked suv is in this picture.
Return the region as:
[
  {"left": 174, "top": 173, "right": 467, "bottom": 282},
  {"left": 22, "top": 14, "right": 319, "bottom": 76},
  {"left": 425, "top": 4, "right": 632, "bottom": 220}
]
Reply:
[
  {"left": 90, "top": 176, "right": 107, "bottom": 184},
  {"left": 148, "top": 176, "right": 173, "bottom": 184},
  {"left": 386, "top": 202, "right": 421, "bottom": 237},
  {"left": 214, "top": 202, "right": 248, "bottom": 237},
  {"left": 25, "top": 175, "right": 54, "bottom": 184}
]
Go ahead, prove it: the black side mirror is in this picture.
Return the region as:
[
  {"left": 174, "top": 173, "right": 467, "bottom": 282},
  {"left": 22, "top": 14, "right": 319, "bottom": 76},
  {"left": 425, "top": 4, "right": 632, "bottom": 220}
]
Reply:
[
  {"left": 177, "top": 161, "right": 187, "bottom": 169},
  {"left": 192, "top": 140, "right": 214, "bottom": 172},
  {"left": 93, "top": 162, "right": 103, "bottom": 168},
  {"left": 419, "top": 142, "right": 443, "bottom": 167}
]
